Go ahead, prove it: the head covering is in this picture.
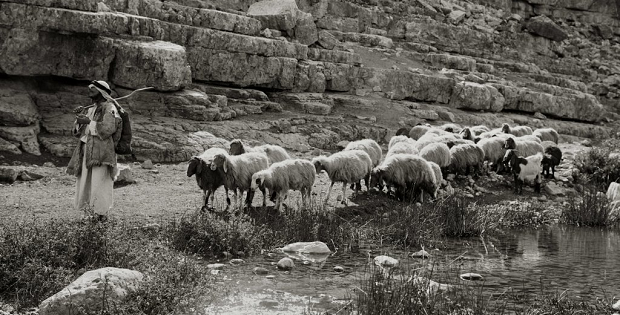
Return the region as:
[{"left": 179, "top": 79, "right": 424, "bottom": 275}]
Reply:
[{"left": 88, "top": 80, "right": 115, "bottom": 102}]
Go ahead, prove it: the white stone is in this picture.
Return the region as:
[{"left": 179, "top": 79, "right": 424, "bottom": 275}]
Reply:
[
  {"left": 281, "top": 241, "right": 331, "bottom": 254},
  {"left": 374, "top": 255, "right": 399, "bottom": 268},
  {"left": 411, "top": 249, "right": 431, "bottom": 259},
  {"left": 207, "top": 263, "right": 226, "bottom": 270},
  {"left": 277, "top": 257, "right": 294, "bottom": 270},
  {"left": 141, "top": 159, "right": 154, "bottom": 169},
  {"left": 114, "top": 164, "right": 135, "bottom": 184},
  {"left": 38, "top": 267, "right": 144, "bottom": 315}
]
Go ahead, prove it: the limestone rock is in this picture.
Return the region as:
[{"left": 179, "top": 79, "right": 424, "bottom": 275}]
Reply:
[
  {"left": 293, "top": 11, "right": 318, "bottom": 45},
  {"left": 276, "top": 257, "right": 295, "bottom": 270},
  {"left": 111, "top": 40, "right": 192, "bottom": 91},
  {"left": 0, "top": 167, "right": 18, "bottom": 184},
  {"left": 0, "top": 89, "right": 40, "bottom": 126},
  {"left": 358, "top": 68, "right": 454, "bottom": 103},
  {"left": 0, "top": 137, "right": 21, "bottom": 154},
  {"left": 427, "top": 54, "right": 476, "bottom": 72},
  {"left": 544, "top": 182, "right": 567, "bottom": 196},
  {"left": 307, "top": 48, "right": 360, "bottom": 65},
  {"left": 0, "top": 125, "right": 40, "bottom": 155},
  {"left": 271, "top": 93, "right": 334, "bottom": 115},
  {"left": 328, "top": 31, "right": 393, "bottom": 48},
  {"left": 281, "top": 241, "right": 331, "bottom": 254},
  {"left": 317, "top": 30, "right": 340, "bottom": 50},
  {"left": 253, "top": 267, "right": 269, "bottom": 275},
  {"left": 141, "top": 159, "right": 154, "bottom": 169},
  {"left": 0, "top": 28, "right": 115, "bottom": 80},
  {"left": 114, "top": 164, "right": 135, "bottom": 184},
  {"left": 449, "top": 82, "right": 504, "bottom": 112},
  {"left": 38, "top": 267, "right": 144, "bottom": 315},
  {"left": 448, "top": 10, "right": 466, "bottom": 24},
  {"left": 207, "top": 263, "right": 226, "bottom": 270},
  {"left": 526, "top": 15, "right": 568, "bottom": 42},
  {"left": 38, "top": 135, "right": 76, "bottom": 158},
  {"left": 247, "top": 0, "right": 300, "bottom": 31}
]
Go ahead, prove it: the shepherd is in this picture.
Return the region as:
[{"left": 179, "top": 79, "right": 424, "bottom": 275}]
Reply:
[{"left": 66, "top": 80, "right": 122, "bottom": 219}]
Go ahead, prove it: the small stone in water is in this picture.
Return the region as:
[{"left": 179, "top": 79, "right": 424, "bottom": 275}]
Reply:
[
  {"left": 259, "top": 300, "right": 279, "bottom": 307},
  {"left": 229, "top": 259, "right": 245, "bottom": 265},
  {"left": 460, "top": 273, "right": 483, "bottom": 281},
  {"left": 253, "top": 267, "right": 269, "bottom": 275},
  {"left": 277, "top": 257, "right": 295, "bottom": 270},
  {"left": 411, "top": 249, "right": 430, "bottom": 259},
  {"left": 266, "top": 275, "right": 276, "bottom": 279},
  {"left": 334, "top": 266, "right": 344, "bottom": 272},
  {"left": 207, "top": 263, "right": 225, "bottom": 270}
]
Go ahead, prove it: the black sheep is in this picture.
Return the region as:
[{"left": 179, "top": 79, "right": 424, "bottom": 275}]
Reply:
[{"left": 541, "top": 145, "right": 562, "bottom": 179}]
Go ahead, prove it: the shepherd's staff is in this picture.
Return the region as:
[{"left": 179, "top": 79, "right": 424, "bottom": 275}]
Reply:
[{"left": 73, "top": 86, "right": 154, "bottom": 113}]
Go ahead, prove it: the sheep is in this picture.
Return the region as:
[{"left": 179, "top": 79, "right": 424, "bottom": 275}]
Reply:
[
  {"left": 386, "top": 141, "right": 419, "bottom": 158},
  {"left": 370, "top": 154, "right": 437, "bottom": 203},
  {"left": 501, "top": 123, "right": 533, "bottom": 137},
  {"left": 418, "top": 132, "right": 460, "bottom": 144},
  {"left": 470, "top": 125, "right": 491, "bottom": 135},
  {"left": 502, "top": 149, "right": 543, "bottom": 194},
  {"left": 477, "top": 137, "right": 507, "bottom": 173},
  {"left": 414, "top": 139, "right": 434, "bottom": 152},
  {"left": 389, "top": 135, "right": 416, "bottom": 150},
  {"left": 541, "top": 141, "right": 557, "bottom": 150},
  {"left": 312, "top": 150, "right": 373, "bottom": 207},
  {"left": 503, "top": 138, "right": 544, "bottom": 157},
  {"left": 445, "top": 138, "right": 475, "bottom": 149},
  {"left": 229, "top": 139, "right": 291, "bottom": 165},
  {"left": 607, "top": 182, "right": 620, "bottom": 202},
  {"left": 419, "top": 142, "right": 451, "bottom": 168},
  {"left": 541, "top": 145, "right": 563, "bottom": 179},
  {"left": 395, "top": 127, "right": 410, "bottom": 136},
  {"left": 187, "top": 148, "right": 230, "bottom": 210},
  {"left": 251, "top": 159, "right": 315, "bottom": 212},
  {"left": 210, "top": 152, "right": 270, "bottom": 209},
  {"left": 344, "top": 139, "right": 383, "bottom": 191},
  {"left": 448, "top": 143, "right": 485, "bottom": 176},
  {"left": 533, "top": 128, "right": 559, "bottom": 144},
  {"left": 409, "top": 125, "right": 431, "bottom": 140},
  {"left": 474, "top": 128, "right": 503, "bottom": 143},
  {"left": 459, "top": 128, "right": 475, "bottom": 141},
  {"left": 439, "top": 123, "right": 462, "bottom": 133},
  {"left": 427, "top": 160, "right": 443, "bottom": 196}
]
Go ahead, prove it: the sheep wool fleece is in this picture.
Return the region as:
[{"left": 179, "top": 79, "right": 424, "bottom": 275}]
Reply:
[{"left": 67, "top": 101, "right": 122, "bottom": 215}]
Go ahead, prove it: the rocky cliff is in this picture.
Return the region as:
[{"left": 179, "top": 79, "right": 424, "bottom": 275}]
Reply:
[{"left": 1, "top": 0, "right": 619, "bottom": 163}]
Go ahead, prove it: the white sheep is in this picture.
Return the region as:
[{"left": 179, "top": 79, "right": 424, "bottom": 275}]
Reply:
[
  {"left": 503, "top": 138, "right": 544, "bottom": 157},
  {"left": 532, "top": 128, "right": 559, "bottom": 144},
  {"left": 419, "top": 142, "right": 451, "bottom": 168},
  {"left": 448, "top": 143, "right": 485, "bottom": 175},
  {"left": 251, "top": 159, "right": 316, "bottom": 212},
  {"left": 210, "top": 152, "right": 270, "bottom": 209},
  {"left": 606, "top": 182, "right": 620, "bottom": 202},
  {"left": 515, "top": 135, "right": 542, "bottom": 143},
  {"left": 501, "top": 123, "right": 533, "bottom": 137},
  {"left": 229, "top": 139, "right": 291, "bottom": 165},
  {"left": 187, "top": 148, "right": 230, "bottom": 210},
  {"left": 386, "top": 141, "right": 419, "bottom": 159},
  {"left": 470, "top": 125, "right": 491, "bottom": 135},
  {"left": 344, "top": 139, "right": 382, "bottom": 168},
  {"left": 439, "top": 123, "right": 462, "bottom": 133},
  {"left": 371, "top": 153, "right": 437, "bottom": 203},
  {"left": 418, "top": 132, "right": 460, "bottom": 144},
  {"left": 312, "top": 150, "right": 373, "bottom": 207},
  {"left": 474, "top": 128, "right": 503, "bottom": 143},
  {"left": 427, "top": 160, "right": 443, "bottom": 197},
  {"left": 409, "top": 125, "right": 431, "bottom": 140},
  {"left": 477, "top": 137, "right": 507, "bottom": 173},
  {"left": 388, "top": 135, "right": 416, "bottom": 150},
  {"left": 414, "top": 139, "right": 434, "bottom": 152},
  {"left": 503, "top": 149, "right": 543, "bottom": 194}
]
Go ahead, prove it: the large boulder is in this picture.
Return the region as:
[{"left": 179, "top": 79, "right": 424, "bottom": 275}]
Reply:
[
  {"left": 38, "top": 267, "right": 144, "bottom": 315},
  {"left": 449, "top": 82, "right": 505, "bottom": 112},
  {"left": 317, "top": 30, "right": 340, "bottom": 50},
  {"left": 526, "top": 15, "right": 568, "bottom": 42},
  {"left": 292, "top": 11, "right": 318, "bottom": 45},
  {"left": 0, "top": 167, "right": 18, "bottom": 184},
  {"left": 111, "top": 40, "right": 192, "bottom": 91},
  {"left": 0, "top": 125, "right": 41, "bottom": 155},
  {"left": 0, "top": 137, "right": 21, "bottom": 154},
  {"left": 247, "top": 0, "right": 300, "bottom": 31},
  {"left": 281, "top": 241, "right": 331, "bottom": 254},
  {"left": 356, "top": 68, "right": 455, "bottom": 103},
  {"left": 0, "top": 28, "right": 115, "bottom": 80},
  {"left": 0, "top": 88, "right": 40, "bottom": 126}
]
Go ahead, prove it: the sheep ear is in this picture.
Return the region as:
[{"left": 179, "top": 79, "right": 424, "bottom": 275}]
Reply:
[
  {"left": 223, "top": 158, "right": 228, "bottom": 173},
  {"left": 195, "top": 158, "right": 203, "bottom": 174}
]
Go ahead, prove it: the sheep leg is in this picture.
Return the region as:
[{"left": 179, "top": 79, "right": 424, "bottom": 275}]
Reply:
[
  {"left": 341, "top": 182, "right": 348, "bottom": 205},
  {"left": 270, "top": 191, "right": 277, "bottom": 203},
  {"left": 260, "top": 187, "right": 267, "bottom": 207},
  {"left": 324, "top": 182, "right": 335, "bottom": 208},
  {"left": 275, "top": 192, "right": 282, "bottom": 212},
  {"left": 203, "top": 190, "right": 212, "bottom": 211}
]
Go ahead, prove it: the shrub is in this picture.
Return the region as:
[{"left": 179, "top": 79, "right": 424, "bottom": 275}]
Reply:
[
  {"left": 562, "top": 186, "right": 619, "bottom": 227},
  {"left": 168, "top": 210, "right": 268, "bottom": 258},
  {"left": 573, "top": 139, "right": 620, "bottom": 189}
]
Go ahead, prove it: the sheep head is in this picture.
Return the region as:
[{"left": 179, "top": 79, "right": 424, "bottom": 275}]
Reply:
[
  {"left": 460, "top": 128, "right": 472, "bottom": 140},
  {"left": 369, "top": 168, "right": 384, "bottom": 189},
  {"left": 395, "top": 127, "right": 410, "bottom": 137},
  {"left": 312, "top": 157, "right": 327, "bottom": 174},
  {"left": 211, "top": 154, "right": 229, "bottom": 173},
  {"left": 251, "top": 172, "right": 267, "bottom": 190},
  {"left": 229, "top": 139, "right": 246, "bottom": 155},
  {"left": 501, "top": 123, "right": 510, "bottom": 133},
  {"left": 503, "top": 137, "right": 516, "bottom": 150},
  {"left": 187, "top": 156, "right": 201, "bottom": 177}
]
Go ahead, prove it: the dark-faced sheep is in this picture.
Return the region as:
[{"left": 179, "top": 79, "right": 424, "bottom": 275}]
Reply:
[
  {"left": 541, "top": 145, "right": 562, "bottom": 179},
  {"left": 503, "top": 149, "right": 543, "bottom": 194},
  {"left": 371, "top": 154, "right": 437, "bottom": 203},
  {"left": 501, "top": 123, "right": 533, "bottom": 137},
  {"left": 229, "top": 139, "right": 291, "bottom": 165},
  {"left": 312, "top": 150, "right": 373, "bottom": 207},
  {"left": 251, "top": 159, "right": 316, "bottom": 212},
  {"left": 210, "top": 152, "right": 270, "bottom": 209},
  {"left": 187, "top": 148, "right": 230, "bottom": 210}
]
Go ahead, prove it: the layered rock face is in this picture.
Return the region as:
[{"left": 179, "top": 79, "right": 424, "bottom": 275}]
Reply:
[{"left": 0, "top": 0, "right": 618, "bottom": 162}]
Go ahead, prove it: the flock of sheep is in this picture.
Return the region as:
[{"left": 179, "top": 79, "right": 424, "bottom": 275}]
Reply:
[{"left": 187, "top": 122, "right": 564, "bottom": 212}]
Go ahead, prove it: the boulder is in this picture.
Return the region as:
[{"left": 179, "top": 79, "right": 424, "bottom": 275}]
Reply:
[
  {"left": 0, "top": 137, "right": 21, "bottom": 154},
  {"left": 544, "top": 182, "right": 567, "bottom": 196},
  {"left": 317, "top": 30, "right": 340, "bottom": 50},
  {"left": 293, "top": 11, "right": 318, "bottom": 45},
  {"left": 0, "top": 28, "right": 114, "bottom": 80},
  {"left": 357, "top": 68, "right": 454, "bottom": 103},
  {"left": 253, "top": 267, "right": 269, "bottom": 275},
  {"left": 247, "top": 0, "right": 300, "bottom": 31},
  {"left": 281, "top": 241, "right": 331, "bottom": 254},
  {"left": 0, "top": 89, "right": 40, "bottom": 126},
  {"left": 0, "top": 125, "right": 41, "bottom": 155},
  {"left": 448, "top": 10, "right": 467, "bottom": 24},
  {"left": 449, "top": 82, "right": 504, "bottom": 112},
  {"left": 374, "top": 255, "right": 399, "bottom": 268},
  {"left": 38, "top": 135, "right": 76, "bottom": 158},
  {"left": 293, "top": 61, "right": 327, "bottom": 93},
  {"left": 526, "top": 15, "right": 568, "bottom": 42},
  {"left": 276, "top": 257, "right": 295, "bottom": 270},
  {"left": 111, "top": 40, "right": 192, "bottom": 91},
  {"left": 0, "top": 167, "right": 18, "bottom": 184},
  {"left": 307, "top": 48, "right": 360, "bottom": 65},
  {"left": 114, "top": 164, "right": 135, "bottom": 184},
  {"left": 38, "top": 267, "right": 144, "bottom": 315}
]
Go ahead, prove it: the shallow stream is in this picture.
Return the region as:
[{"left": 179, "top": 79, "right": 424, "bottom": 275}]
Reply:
[{"left": 206, "top": 225, "right": 620, "bottom": 314}]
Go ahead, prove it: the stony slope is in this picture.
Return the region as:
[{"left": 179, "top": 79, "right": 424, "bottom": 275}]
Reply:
[{"left": 0, "top": 0, "right": 619, "bottom": 162}]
